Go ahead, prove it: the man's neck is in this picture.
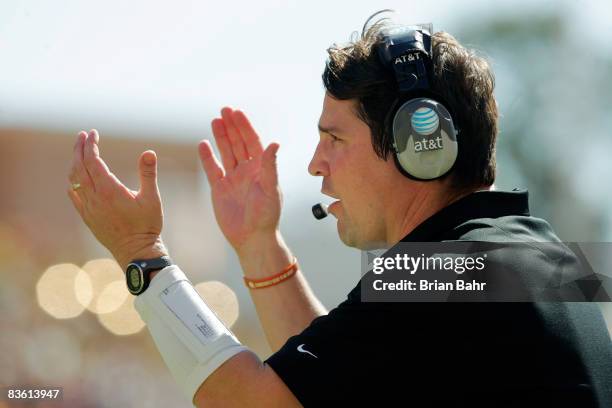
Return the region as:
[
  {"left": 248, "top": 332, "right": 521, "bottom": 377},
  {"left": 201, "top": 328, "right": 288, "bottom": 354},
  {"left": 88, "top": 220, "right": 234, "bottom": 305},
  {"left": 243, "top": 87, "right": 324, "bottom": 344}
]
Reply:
[{"left": 387, "top": 185, "right": 490, "bottom": 245}]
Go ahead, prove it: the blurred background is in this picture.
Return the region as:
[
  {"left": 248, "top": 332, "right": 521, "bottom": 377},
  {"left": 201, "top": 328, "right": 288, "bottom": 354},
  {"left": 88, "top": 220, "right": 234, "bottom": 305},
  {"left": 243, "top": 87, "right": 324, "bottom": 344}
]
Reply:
[{"left": 1, "top": 0, "right": 611, "bottom": 406}]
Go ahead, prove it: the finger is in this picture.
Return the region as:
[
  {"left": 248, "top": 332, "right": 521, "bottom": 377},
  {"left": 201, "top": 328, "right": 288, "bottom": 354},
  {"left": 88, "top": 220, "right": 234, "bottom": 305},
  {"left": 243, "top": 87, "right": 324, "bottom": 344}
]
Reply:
[
  {"left": 221, "top": 107, "right": 249, "bottom": 162},
  {"left": 211, "top": 118, "right": 237, "bottom": 171},
  {"left": 82, "top": 130, "right": 135, "bottom": 199},
  {"left": 137, "top": 150, "right": 161, "bottom": 201},
  {"left": 71, "top": 131, "right": 87, "bottom": 177},
  {"left": 67, "top": 188, "right": 84, "bottom": 218},
  {"left": 260, "top": 142, "right": 280, "bottom": 193},
  {"left": 232, "top": 109, "right": 264, "bottom": 158},
  {"left": 70, "top": 131, "right": 95, "bottom": 197},
  {"left": 83, "top": 129, "right": 113, "bottom": 190},
  {"left": 198, "top": 140, "right": 224, "bottom": 186}
]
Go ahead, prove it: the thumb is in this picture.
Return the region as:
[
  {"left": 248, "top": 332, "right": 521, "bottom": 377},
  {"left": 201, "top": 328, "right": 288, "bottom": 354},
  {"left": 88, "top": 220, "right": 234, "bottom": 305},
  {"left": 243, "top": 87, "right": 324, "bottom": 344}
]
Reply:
[
  {"left": 138, "top": 150, "right": 160, "bottom": 200},
  {"left": 260, "top": 142, "right": 280, "bottom": 192}
]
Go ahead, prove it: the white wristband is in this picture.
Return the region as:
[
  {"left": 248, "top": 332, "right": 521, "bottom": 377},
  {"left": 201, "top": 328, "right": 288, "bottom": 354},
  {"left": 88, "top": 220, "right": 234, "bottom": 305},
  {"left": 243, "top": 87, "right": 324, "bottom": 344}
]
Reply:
[{"left": 134, "top": 265, "right": 247, "bottom": 404}]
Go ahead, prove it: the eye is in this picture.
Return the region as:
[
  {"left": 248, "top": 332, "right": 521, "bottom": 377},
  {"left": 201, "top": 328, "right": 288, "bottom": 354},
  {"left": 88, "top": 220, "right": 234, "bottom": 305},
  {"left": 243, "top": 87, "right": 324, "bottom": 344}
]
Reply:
[{"left": 329, "top": 134, "right": 342, "bottom": 144}]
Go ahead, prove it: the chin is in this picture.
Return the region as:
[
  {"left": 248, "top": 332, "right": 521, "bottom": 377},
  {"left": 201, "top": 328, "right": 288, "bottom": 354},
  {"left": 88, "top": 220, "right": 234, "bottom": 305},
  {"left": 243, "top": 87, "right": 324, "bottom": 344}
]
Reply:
[
  {"left": 337, "top": 222, "right": 388, "bottom": 250},
  {"left": 336, "top": 219, "right": 358, "bottom": 248}
]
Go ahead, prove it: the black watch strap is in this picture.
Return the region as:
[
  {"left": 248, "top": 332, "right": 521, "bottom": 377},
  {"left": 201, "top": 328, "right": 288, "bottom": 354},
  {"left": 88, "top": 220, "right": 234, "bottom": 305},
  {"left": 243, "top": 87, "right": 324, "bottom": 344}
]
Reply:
[{"left": 126, "top": 256, "right": 173, "bottom": 295}]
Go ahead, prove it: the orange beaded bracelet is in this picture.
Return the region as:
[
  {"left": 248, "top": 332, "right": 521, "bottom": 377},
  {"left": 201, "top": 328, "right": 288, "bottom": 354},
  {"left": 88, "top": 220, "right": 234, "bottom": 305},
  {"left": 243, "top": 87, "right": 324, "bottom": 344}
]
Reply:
[{"left": 243, "top": 258, "right": 298, "bottom": 289}]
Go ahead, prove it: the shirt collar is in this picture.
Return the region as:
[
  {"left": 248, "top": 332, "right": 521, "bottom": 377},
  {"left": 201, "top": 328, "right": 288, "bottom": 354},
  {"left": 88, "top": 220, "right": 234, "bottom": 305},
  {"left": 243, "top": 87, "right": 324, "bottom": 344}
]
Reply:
[{"left": 401, "top": 189, "right": 530, "bottom": 242}]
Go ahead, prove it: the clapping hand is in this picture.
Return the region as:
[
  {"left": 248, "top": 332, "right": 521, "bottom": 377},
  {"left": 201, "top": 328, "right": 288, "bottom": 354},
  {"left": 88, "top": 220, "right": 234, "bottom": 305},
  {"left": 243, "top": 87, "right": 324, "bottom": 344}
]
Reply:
[
  {"left": 198, "top": 108, "right": 281, "bottom": 255},
  {"left": 67, "top": 130, "right": 168, "bottom": 269}
]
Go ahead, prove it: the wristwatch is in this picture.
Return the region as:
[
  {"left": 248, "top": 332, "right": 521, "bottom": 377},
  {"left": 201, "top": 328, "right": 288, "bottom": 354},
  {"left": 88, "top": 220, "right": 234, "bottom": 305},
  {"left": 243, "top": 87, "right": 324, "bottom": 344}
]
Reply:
[{"left": 125, "top": 256, "right": 173, "bottom": 295}]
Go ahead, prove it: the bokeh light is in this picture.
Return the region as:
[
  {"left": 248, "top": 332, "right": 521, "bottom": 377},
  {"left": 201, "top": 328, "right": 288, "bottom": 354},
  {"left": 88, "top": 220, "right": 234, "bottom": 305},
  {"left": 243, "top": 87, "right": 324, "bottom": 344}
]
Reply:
[
  {"left": 96, "top": 280, "right": 129, "bottom": 314},
  {"left": 194, "top": 281, "right": 240, "bottom": 328},
  {"left": 97, "top": 295, "right": 146, "bottom": 336},
  {"left": 81, "top": 258, "right": 124, "bottom": 314},
  {"left": 36, "top": 263, "right": 92, "bottom": 319}
]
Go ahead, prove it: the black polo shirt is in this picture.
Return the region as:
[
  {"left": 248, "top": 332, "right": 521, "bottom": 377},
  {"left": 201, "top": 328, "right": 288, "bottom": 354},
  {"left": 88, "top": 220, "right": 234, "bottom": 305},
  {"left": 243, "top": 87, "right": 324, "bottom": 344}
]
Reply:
[{"left": 265, "top": 190, "right": 612, "bottom": 407}]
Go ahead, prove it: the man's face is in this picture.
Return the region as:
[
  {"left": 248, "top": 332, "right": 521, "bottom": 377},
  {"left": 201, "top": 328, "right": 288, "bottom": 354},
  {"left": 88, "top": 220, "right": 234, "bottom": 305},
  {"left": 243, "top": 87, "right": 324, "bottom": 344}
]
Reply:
[{"left": 309, "top": 94, "right": 400, "bottom": 249}]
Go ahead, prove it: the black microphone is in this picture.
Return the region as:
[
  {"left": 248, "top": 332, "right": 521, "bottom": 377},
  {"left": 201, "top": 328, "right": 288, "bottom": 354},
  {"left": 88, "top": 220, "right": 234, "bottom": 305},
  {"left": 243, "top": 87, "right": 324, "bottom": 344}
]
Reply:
[{"left": 312, "top": 203, "right": 329, "bottom": 220}]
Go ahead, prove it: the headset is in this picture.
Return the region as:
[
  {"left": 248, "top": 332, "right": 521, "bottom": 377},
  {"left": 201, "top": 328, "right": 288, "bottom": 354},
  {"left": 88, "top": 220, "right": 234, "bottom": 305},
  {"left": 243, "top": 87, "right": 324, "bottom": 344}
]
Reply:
[
  {"left": 377, "top": 24, "right": 460, "bottom": 181},
  {"left": 312, "top": 23, "right": 461, "bottom": 220}
]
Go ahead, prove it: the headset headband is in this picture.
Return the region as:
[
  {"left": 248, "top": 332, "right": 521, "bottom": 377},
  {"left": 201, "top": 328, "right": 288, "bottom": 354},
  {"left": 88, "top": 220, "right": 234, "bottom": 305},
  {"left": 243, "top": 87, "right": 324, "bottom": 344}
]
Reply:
[{"left": 377, "top": 24, "right": 433, "bottom": 93}]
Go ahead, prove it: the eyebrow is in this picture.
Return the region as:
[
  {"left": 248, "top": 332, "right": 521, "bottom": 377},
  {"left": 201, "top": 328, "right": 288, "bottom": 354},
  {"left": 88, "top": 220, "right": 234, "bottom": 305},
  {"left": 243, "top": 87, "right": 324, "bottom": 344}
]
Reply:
[{"left": 317, "top": 124, "right": 342, "bottom": 135}]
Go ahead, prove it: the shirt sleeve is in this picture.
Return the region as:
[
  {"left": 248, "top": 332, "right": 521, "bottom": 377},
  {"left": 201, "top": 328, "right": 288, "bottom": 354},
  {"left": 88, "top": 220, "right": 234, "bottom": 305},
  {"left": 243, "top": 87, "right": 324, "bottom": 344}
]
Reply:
[
  {"left": 264, "top": 289, "right": 398, "bottom": 407},
  {"left": 263, "top": 289, "right": 484, "bottom": 407}
]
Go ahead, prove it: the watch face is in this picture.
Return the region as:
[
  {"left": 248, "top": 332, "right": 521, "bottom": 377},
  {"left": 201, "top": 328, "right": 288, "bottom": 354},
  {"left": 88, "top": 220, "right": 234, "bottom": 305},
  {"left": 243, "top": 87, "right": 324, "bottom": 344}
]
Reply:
[{"left": 126, "top": 265, "right": 143, "bottom": 293}]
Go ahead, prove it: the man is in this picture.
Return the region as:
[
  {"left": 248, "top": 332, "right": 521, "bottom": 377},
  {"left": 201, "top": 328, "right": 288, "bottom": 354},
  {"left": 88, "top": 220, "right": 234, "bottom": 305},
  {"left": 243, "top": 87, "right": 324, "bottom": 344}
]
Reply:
[{"left": 68, "top": 16, "right": 611, "bottom": 407}]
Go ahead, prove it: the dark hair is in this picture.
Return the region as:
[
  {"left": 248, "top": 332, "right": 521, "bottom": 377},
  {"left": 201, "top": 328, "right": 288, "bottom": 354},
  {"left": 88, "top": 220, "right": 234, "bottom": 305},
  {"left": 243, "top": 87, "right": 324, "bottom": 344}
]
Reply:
[{"left": 323, "top": 12, "right": 498, "bottom": 189}]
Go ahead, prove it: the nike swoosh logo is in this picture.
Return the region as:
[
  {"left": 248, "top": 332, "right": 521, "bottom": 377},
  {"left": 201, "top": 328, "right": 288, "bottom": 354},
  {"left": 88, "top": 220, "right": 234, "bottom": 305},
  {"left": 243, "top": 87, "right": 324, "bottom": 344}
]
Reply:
[{"left": 297, "top": 344, "right": 318, "bottom": 359}]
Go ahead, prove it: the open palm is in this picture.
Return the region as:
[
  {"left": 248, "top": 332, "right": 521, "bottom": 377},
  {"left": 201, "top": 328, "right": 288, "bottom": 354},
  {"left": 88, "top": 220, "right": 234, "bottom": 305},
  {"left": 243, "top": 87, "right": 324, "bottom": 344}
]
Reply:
[{"left": 199, "top": 108, "right": 281, "bottom": 251}]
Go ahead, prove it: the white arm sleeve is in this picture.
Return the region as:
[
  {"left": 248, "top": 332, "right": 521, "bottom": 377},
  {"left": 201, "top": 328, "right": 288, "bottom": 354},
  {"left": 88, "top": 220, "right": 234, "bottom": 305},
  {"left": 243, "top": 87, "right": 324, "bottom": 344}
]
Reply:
[{"left": 134, "top": 265, "right": 248, "bottom": 404}]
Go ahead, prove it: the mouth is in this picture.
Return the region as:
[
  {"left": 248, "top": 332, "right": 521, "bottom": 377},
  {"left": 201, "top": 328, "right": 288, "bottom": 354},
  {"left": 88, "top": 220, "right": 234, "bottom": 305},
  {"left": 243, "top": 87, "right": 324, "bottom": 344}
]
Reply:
[
  {"left": 321, "top": 188, "right": 341, "bottom": 218},
  {"left": 321, "top": 189, "right": 340, "bottom": 200},
  {"left": 328, "top": 200, "right": 342, "bottom": 217}
]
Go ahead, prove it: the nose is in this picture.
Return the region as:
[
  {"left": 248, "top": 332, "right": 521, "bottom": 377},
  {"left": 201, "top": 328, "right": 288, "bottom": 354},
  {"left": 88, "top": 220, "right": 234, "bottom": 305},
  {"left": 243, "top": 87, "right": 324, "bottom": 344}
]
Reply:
[{"left": 308, "top": 142, "right": 329, "bottom": 177}]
